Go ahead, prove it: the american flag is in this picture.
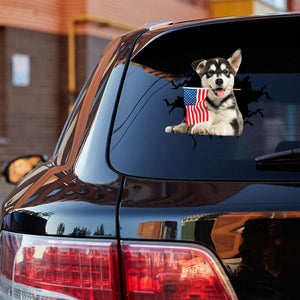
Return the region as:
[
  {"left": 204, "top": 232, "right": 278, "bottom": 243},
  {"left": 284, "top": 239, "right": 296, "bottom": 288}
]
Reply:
[{"left": 183, "top": 87, "right": 210, "bottom": 125}]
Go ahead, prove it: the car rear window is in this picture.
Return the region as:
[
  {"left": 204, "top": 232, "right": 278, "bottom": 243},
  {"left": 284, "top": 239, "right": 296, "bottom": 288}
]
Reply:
[{"left": 109, "top": 16, "right": 300, "bottom": 180}]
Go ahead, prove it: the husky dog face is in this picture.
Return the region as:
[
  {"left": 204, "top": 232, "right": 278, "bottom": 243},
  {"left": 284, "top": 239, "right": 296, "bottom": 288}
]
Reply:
[
  {"left": 192, "top": 49, "right": 242, "bottom": 103},
  {"left": 165, "top": 49, "right": 243, "bottom": 136}
]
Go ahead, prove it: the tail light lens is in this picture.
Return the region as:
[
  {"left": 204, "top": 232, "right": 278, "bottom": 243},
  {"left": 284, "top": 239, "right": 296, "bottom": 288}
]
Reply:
[
  {"left": 121, "top": 241, "right": 237, "bottom": 300},
  {"left": 0, "top": 231, "right": 237, "bottom": 300},
  {"left": 0, "top": 231, "right": 121, "bottom": 300}
]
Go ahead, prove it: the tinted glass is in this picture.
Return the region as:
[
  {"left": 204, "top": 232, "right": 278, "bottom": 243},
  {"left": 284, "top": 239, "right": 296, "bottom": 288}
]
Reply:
[{"left": 110, "top": 16, "right": 300, "bottom": 180}]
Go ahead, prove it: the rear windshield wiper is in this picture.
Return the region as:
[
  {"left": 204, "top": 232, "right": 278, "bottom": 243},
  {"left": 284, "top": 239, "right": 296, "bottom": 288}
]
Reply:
[{"left": 255, "top": 148, "right": 300, "bottom": 171}]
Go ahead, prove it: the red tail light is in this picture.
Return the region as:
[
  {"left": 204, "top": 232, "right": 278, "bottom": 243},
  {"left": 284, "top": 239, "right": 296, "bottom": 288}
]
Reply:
[
  {"left": 0, "top": 231, "right": 236, "bottom": 299},
  {"left": 0, "top": 231, "right": 121, "bottom": 300},
  {"left": 121, "top": 241, "right": 237, "bottom": 300}
]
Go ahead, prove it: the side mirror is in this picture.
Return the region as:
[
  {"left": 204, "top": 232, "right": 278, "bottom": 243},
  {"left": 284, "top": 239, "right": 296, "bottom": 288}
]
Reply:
[{"left": 2, "top": 154, "right": 48, "bottom": 184}]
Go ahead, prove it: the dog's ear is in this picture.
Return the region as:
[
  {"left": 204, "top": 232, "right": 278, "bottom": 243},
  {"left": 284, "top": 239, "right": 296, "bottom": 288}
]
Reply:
[
  {"left": 228, "top": 49, "right": 242, "bottom": 73},
  {"left": 191, "top": 59, "right": 207, "bottom": 75}
]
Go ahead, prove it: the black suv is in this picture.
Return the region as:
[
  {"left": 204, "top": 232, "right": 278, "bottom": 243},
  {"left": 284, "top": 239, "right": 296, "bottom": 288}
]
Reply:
[{"left": 1, "top": 13, "right": 300, "bottom": 300}]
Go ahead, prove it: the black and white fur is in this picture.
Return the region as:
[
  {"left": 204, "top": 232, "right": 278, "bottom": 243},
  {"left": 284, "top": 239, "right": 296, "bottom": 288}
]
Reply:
[{"left": 165, "top": 49, "right": 243, "bottom": 136}]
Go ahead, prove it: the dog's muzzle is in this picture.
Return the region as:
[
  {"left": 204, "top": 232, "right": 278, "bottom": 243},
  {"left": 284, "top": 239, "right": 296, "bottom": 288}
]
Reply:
[{"left": 213, "top": 78, "right": 225, "bottom": 97}]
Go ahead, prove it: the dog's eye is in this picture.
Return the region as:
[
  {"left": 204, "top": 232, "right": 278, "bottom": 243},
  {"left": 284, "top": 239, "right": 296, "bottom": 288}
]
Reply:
[
  {"left": 208, "top": 70, "right": 215, "bottom": 76},
  {"left": 223, "top": 69, "right": 229, "bottom": 75}
]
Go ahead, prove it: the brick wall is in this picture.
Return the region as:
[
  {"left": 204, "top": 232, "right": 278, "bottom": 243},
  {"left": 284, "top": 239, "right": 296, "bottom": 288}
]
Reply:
[
  {"left": 85, "top": 0, "right": 207, "bottom": 28},
  {"left": 0, "top": 28, "right": 122, "bottom": 166},
  {"left": 0, "top": 0, "right": 62, "bottom": 34},
  {"left": 0, "top": 28, "right": 7, "bottom": 140},
  {"left": 292, "top": 0, "right": 300, "bottom": 10},
  {"left": 0, "top": 28, "right": 66, "bottom": 163},
  {"left": 76, "top": 35, "right": 111, "bottom": 96},
  {"left": 0, "top": 0, "right": 207, "bottom": 36},
  {"left": 0, "top": 0, "right": 209, "bottom": 167}
]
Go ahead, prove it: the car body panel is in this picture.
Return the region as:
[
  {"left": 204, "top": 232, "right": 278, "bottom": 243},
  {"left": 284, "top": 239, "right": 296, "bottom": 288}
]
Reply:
[
  {"left": 119, "top": 178, "right": 300, "bottom": 298},
  {"left": 1, "top": 29, "right": 145, "bottom": 236},
  {"left": 2, "top": 171, "right": 122, "bottom": 237}
]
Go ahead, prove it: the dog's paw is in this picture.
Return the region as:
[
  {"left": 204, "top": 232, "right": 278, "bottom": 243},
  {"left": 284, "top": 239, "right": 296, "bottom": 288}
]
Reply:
[
  {"left": 173, "top": 123, "right": 189, "bottom": 133},
  {"left": 191, "top": 123, "right": 209, "bottom": 135},
  {"left": 209, "top": 125, "right": 233, "bottom": 136},
  {"left": 165, "top": 126, "right": 174, "bottom": 133},
  {"left": 165, "top": 123, "right": 189, "bottom": 134}
]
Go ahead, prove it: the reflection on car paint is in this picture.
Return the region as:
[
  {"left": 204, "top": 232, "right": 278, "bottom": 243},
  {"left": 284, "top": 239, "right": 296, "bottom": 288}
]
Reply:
[
  {"left": 120, "top": 178, "right": 300, "bottom": 298},
  {"left": 2, "top": 170, "right": 122, "bottom": 237}
]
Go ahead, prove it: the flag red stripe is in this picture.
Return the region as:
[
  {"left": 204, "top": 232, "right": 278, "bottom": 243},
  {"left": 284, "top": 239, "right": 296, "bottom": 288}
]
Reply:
[
  {"left": 185, "top": 88, "right": 209, "bottom": 125},
  {"left": 197, "top": 89, "right": 209, "bottom": 122},
  {"left": 199, "top": 90, "right": 204, "bottom": 122}
]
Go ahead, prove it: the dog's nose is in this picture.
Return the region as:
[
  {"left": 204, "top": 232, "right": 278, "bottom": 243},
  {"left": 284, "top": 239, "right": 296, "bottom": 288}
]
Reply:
[{"left": 215, "top": 78, "right": 223, "bottom": 86}]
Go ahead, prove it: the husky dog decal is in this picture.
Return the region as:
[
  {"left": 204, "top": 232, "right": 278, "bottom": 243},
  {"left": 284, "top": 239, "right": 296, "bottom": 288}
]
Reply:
[{"left": 165, "top": 49, "right": 243, "bottom": 136}]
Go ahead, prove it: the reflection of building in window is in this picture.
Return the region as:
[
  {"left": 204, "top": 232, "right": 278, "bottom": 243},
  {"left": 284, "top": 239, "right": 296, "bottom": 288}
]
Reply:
[
  {"left": 263, "top": 118, "right": 286, "bottom": 153},
  {"left": 182, "top": 211, "right": 300, "bottom": 280},
  {"left": 182, "top": 212, "right": 300, "bottom": 259},
  {"left": 138, "top": 221, "right": 177, "bottom": 239}
]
